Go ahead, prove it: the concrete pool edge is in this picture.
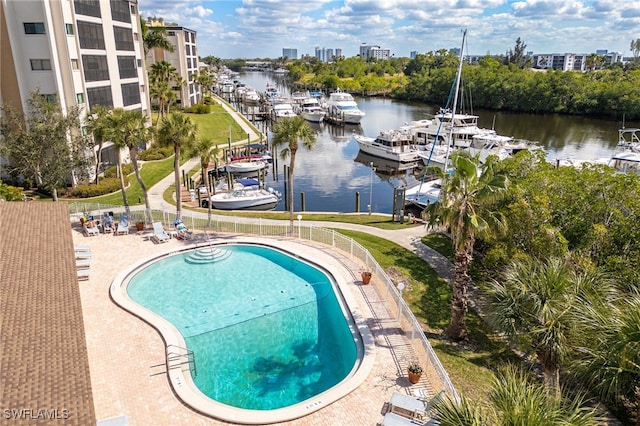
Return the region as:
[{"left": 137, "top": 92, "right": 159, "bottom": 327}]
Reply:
[{"left": 109, "top": 236, "right": 376, "bottom": 425}]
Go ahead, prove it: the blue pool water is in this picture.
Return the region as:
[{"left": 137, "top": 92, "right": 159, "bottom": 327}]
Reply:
[{"left": 127, "top": 244, "right": 358, "bottom": 410}]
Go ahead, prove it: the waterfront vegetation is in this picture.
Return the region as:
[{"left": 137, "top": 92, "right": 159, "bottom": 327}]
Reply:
[{"left": 283, "top": 53, "right": 640, "bottom": 120}]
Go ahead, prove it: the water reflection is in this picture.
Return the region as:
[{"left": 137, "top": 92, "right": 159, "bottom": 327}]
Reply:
[{"left": 237, "top": 71, "right": 640, "bottom": 214}]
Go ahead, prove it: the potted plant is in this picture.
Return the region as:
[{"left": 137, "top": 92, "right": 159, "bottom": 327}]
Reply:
[
  {"left": 407, "top": 360, "right": 423, "bottom": 384},
  {"left": 361, "top": 271, "right": 372, "bottom": 284},
  {"left": 135, "top": 220, "right": 145, "bottom": 231}
]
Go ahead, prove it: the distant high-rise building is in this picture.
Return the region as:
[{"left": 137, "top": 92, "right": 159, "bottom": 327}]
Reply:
[
  {"left": 335, "top": 48, "right": 342, "bottom": 59},
  {"left": 326, "top": 48, "right": 334, "bottom": 62},
  {"left": 282, "top": 48, "right": 297, "bottom": 60},
  {"left": 359, "top": 43, "right": 390, "bottom": 60},
  {"left": 410, "top": 51, "right": 418, "bottom": 59}
]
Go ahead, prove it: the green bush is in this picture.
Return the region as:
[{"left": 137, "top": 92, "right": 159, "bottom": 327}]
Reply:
[
  {"left": 139, "top": 146, "right": 173, "bottom": 161},
  {"left": 184, "top": 104, "right": 211, "bottom": 114},
  {"left": 68, "top": 177, "right": 128, "bottom": 198},
  {"left": 104, "top": 163, "right": 134, "bottom": 178},
  {"left": 0, "top": 181, "right": 24, "bottom": 201}
]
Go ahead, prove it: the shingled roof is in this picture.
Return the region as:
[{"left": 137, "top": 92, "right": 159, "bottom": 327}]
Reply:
[{"left": 0, "top": 202, "right": 95, "bottom": 425}]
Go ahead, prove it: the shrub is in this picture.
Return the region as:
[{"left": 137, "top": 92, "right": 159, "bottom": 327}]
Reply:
[
  {"left": 139, "top": 146, "right": 173, "bottom": 161},
  {"left": 184, "top": 104, "right": 211, "bottom": 114},
  {"left": 104, "top": 163, "right": 134, "bottom": 178},
  {"left": 68, "top": 177, "right": 128, "bottom": 198},
  {"left": 0, "top": 181, "right": 24, "bottom": 201}
]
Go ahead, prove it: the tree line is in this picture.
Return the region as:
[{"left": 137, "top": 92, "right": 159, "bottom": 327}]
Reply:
[{"left": 423, "top": 149, "right": 639, "bottom": 424}]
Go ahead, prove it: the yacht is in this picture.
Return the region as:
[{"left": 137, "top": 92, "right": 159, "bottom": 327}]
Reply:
[
  {"left": 324, "top": 89, "right": 366, "bottom": 124},
  {"left": 271, "top": 102, "right": 297, "bottom": 120},
  {"left": 353, "top": 125, "right": 420, "bottom": 163},
  {"left": 414, "top": 109, "right": 496, "bottom": 149},
  {"left": 298, "top": 97, "right": 325, "bottom": 123}
]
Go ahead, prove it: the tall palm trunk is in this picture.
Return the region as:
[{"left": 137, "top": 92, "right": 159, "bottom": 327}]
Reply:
[
  {"left": 94, "top": 141, "right": 103, "bottom": 184},
  {"left": 288, "top": 150, "right": 297, "bottom": 234},
  {"left": 201, "top": 160, "right": 212, "bottom": 225},
  {"left": 446, "top": 239, "right": 474, "bottom": 341},
  {"left": 117, "top": 150, "right": 129, "bottom": 210},
  {"left": 174, "top": 147, "right": 182, "bottom": 219},
  {"left": 130, "top": 147, "right": 152, "bottom": 224},
  {"left": 537, "top": 350, "right": 561, "bottom": 398}
]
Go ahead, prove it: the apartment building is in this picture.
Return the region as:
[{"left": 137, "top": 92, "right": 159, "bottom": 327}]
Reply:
[
  {"left": 145, "top": 19, "right": 201, "bottom": 108},
  {"left": 0, "top": 0, "right": 150, "bottom": 171},
  {"left": 359, "top": 43, "right": 391, "bottom": 60},
  {"left": 282, "top": 48, "right": 297, "bottom": 60}
]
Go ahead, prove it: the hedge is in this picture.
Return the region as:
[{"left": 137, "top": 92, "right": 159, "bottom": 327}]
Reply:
[{"left": 68, "top": 177, "right": 128, "bottom": 198}]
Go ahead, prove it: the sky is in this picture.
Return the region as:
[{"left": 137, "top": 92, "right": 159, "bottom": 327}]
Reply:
[{"left": 138, "top": 0, "right": 640, "bottom": 59}]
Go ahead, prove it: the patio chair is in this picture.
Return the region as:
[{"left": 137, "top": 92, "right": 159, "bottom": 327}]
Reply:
[
  {"left": 115, "top": 214, "right": 129, "bottom": 235},
  {"left": 151, "top": 221, "right": 170, "bottom": 243},
  {"left": 82, "top": 218, "right": 100, "bottom": 237},
  {"left": 173, "top": 219, "right": 192, "bottom": 240},
  {"left": 102, "top": 212, "right": 114, "bottom": 233}
]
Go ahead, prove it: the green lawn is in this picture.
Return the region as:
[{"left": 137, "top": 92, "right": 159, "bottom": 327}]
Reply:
[
  {"left": 421, "top": 232, "right": 455, "bottom": 262},
  {"left": 66, "top": 156, "right": 175, "bottom": 206},
  {"left": 186, "top": 107, "right": 249, "bottom": 147}
]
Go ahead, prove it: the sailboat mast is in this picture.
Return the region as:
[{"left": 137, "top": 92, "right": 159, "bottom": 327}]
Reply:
[{"left": 444, "top": 29, "right": 467, "bottom": 168}]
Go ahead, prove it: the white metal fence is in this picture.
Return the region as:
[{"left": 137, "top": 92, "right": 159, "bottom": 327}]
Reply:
[{"left": 68, "top": 202, "right": 459, "bottom": 402}]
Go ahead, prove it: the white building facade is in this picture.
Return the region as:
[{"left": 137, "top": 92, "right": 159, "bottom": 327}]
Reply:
[{"left": 1, "top": 0, "right": 150, "bottom": 171}]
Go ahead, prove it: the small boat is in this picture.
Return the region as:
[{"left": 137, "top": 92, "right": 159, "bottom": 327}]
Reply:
[
  {"left": 272, "top": 103, "right": 297, "bottom": 119},
  {"left": 354, "top": 125, "right": 420, "bottom": 163},
  {"left": 207, "top": 187, "right": 281, "bottom": 210},
  {"left": 465, "top": 133, "right": 534, "bottom": 163},
  {"left": 298, "top": 97, "right": 325, "bottom": 122},
  {"left": 325, "top": 89, "right": 366, "bottom": 124},
  {"left": 230, "top": 143, "right": 273, "bottom": 164},
  {"left": 243, "top": 89, "right": 260, "bottom": 105},
  {"left": 404, "top": 178, "right": 443, "bottom": 213},
  {"left": 224, "top": 160, "right": 267, "bottom": 174}
]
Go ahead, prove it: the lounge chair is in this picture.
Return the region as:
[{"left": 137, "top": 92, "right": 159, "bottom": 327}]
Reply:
[
  {"left": 82, "top": 219, "right": 100, "bottom": 237},
  {"left": 102, "top": 212, "right": 114, "bottom": 233},
  {"left": 77, "top": 269, "right": 91, "bottom": 281},
  {"left": 151, "top": 221, "right": 170, "bottom": 243},
  {"left": 115, "top": 215, "right": 129, "bottom": 235},
  {"left": 173, "top": 219, "right": 192, "bottom": 240}
]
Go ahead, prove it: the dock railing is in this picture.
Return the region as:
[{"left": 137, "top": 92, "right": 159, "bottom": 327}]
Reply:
[{"left": 68, "top": 202, "right": 459, "bottom": 402}]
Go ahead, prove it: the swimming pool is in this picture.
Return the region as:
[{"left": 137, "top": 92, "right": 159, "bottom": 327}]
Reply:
[{"left": 111, "top": 239, "right": 373, "bottom": 424}]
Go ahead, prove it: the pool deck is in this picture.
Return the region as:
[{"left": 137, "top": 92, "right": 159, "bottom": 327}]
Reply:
[{"left": 74, "top": 227, "right": 436, "bottom": 426}]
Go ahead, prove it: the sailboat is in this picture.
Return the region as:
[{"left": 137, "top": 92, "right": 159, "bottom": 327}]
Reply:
[{"left": 405, "top": 29, "right": 468, "bottom": 212}]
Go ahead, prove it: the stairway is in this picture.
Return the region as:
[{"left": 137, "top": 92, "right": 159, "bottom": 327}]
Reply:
[{"left": 184, "top": 247, "right": 232, "bottom": 264}]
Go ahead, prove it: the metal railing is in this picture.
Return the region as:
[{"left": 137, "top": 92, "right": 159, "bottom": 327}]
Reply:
[{"left": 69, "top": 202, "right": 459, "bottom": 401}]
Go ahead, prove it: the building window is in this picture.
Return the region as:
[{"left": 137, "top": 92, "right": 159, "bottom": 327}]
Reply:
[
  {"left": 24, "top": 23, "right": 45, "bottom": 34},
  {"left": 140, "top": 85, "right": 145, "bottom": 92},
  {"left": 30, "top": 59, "right": 51, "bottom": 70},
  {"left": 77, "top": 21, "right": 105, "bottom": 49},
  {"left": 74, "top": 0, "right": 101, "bottom": 18},
  {"left": 65, "top": 23, "right": 74, "bottom": 35},
  {"left": 167, "top": 31, "right": 175, "bottom": 36},
  {"left": 137, "top": 59, "right": 142, "bottom": 67},
  {"left": 87, "top": 86, "right": 113, "bottom": 107},
  {"left": 130, "top": 3, "right": 136, "bottom": 14},
  {"left": 121, "top": 83, "right": 141, "bottom": 106},
  {"left": 117, "top": 55, "right": 137, "bottom": 79},
  {"left": 82, "top": 55, "right": 109, "bottom": 81},
  {"left": 71, "top": 59, "right": 79, "bottom": 70},
  {"left": 76, "top": 93, "right": 85, "bottom": 104},
  {"left": 41, "top": 94, "right": 57, "bottom": 104},
  {"left": 113, "top": 26, "right": 134, "bottom": 51},
  {"left": 110, "top": 0, "right": 131, "bottom": 23}
]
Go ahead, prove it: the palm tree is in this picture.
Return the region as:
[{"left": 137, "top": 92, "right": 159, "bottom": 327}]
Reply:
[
  {"left": 140, "top": 18, "right": 174, "bottom": 54},
  {"left": 483, "top": 256, "right": 616, "bottom": 395},
  {"left": 193, "top": 70, "right": 214, "bottom": 104},
  {"left": 157, "top": 112, "right": 197, "bottom": 220},
  {"left": 432, "top": 365, "right": 603, "bottom": 425},
  {"left": 85, "top": 105, "right": 110, "bottom": 184},
  {"left": 105, "top": 109, "right": 153, "bottom": 223},
  {"left": 270, "top": 116, "right": 316, "bottom": 233},
  {"left": 149, "top": 61, "right": 177, "bottom": 123},
  {"left": 572, "top": 293, "right": 640, "bottom": 423},
  {"left": 424, "top": 151, "right": 509, "bottom": 341},
  {"left": 186, "top": 137, "right": 219, "bottom": 225}
]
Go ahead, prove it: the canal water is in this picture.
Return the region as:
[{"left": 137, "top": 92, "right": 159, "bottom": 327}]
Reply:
[{"left": 234, "top": 71, "right": 639, "bottom": 214}]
